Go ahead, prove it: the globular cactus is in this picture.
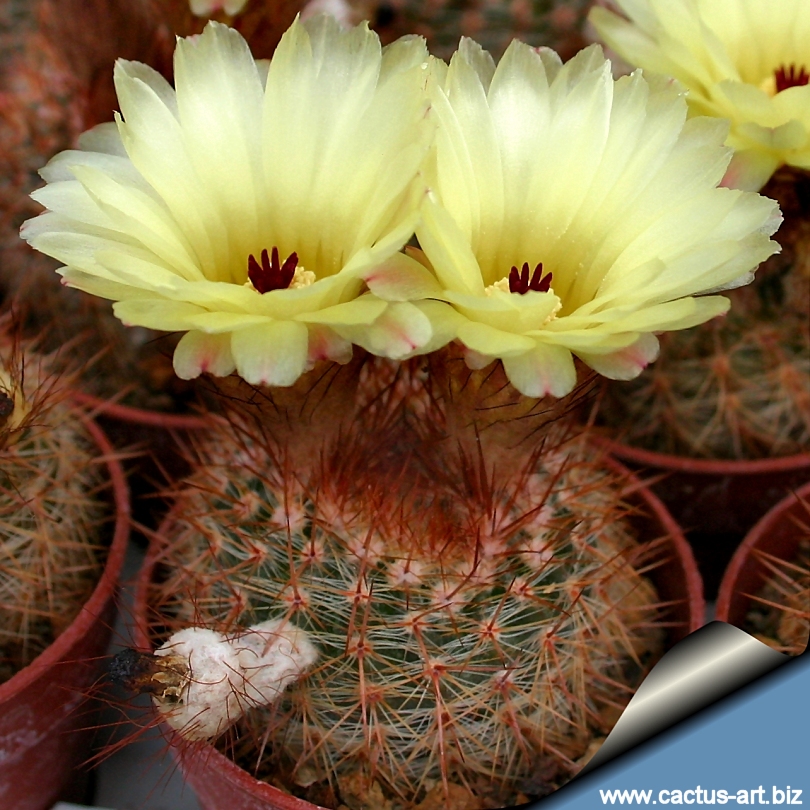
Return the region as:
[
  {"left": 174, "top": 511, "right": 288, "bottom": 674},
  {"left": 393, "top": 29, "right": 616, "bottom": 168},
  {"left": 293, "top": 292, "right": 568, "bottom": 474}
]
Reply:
[
  {"left": 596, "top": 306, "right": 810, "bottom": 459},
  {"left": 371, "top": 0, "right": 594, "bottom": 63},
  {"left": 745, "top": 534, "right": 810, "bottom": 657},
  {"left": 597, "top": 169, "right": 810, "bottom": 461},
  {"left": 140, "top": 356, "right": 666, "bottom": 809},
  {"left": 0, "top": 338, "right": 109, "bottom": 681}
]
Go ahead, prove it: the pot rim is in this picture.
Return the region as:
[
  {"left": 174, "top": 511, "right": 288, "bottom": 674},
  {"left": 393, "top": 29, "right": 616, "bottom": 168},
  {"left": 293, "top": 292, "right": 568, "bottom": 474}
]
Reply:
[
  {"left": 593, "top": 434, "right": 810, "bottom": 476},
  {"left": 600, "top": 453, "right": 705, "bottom": 635},
  {"left": 132, "top": 443, "right": 704, "bottom": 809},
  {"left": 70, "top": 389, "right": 211, "bottom": 431},
  {"left": 716, "top": 480, "right": 810, "bottom": 626},
  {"left": 0, "top": 413, "right": 131, "bottom": 700}
]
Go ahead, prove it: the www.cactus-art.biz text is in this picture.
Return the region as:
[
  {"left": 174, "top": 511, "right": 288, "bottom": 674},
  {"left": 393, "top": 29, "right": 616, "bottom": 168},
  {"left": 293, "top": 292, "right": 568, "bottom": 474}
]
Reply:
[{"left": 599, "top": 786, "right": 804, "bottom": 804}]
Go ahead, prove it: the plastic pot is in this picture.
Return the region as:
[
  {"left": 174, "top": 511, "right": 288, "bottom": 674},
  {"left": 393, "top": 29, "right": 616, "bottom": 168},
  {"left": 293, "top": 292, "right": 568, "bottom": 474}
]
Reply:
[
  {"left": 132, "top": 458, "right": 703, "bottom": 810},
  {"left": 716, "top": 480, "right": 810, "bottom": 635},
  {"left": 0, "top": 416, "right": 131, "bottom": 810},
  {"left": 71, "top": 391, "right": 210, "bottom": 533},
  {"left": 70, "top": 391, "right": 211, "bottom": 433},
  {"left": 598, "top": 439, "right": 810, "bottom": 538},
  {"left": 596, "top": 436, "right": 810, "bottom": 597}
]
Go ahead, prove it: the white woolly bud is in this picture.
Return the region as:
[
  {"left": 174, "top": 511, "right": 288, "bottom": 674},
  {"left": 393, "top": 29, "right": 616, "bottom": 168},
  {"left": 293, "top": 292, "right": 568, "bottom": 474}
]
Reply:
[
  {"left": 234, "top": 620, "right": 318, "bottom": 708},
  {"left": 152, "top": 621, "right": 317, "bottom": 741}
]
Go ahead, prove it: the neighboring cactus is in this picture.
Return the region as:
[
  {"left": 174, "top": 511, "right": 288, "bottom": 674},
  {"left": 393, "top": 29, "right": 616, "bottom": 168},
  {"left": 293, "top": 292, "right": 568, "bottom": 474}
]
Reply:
[
  {"left": 0, "top": 0, "right": 180, "bottom": 410},
  {"left": 745, "top": 534, "right": 810, "bottom": 657},
  {"left": 371, "top": 0, "right": 594, "bottom": 62},
  {"left": 0, "top": 337, "right": 109, "bottom": 681},
  {"left": 596, "top": 306, "right": 810, "bottom": 459},
  {"left": 1, "top": 0, "right": 306, "bottom": 413},
  {"left": 140, "top": 356, "right": 667, "bottom": 809},
  {"left": 597, "top": 169, "right": 810, "bottom": 460}
]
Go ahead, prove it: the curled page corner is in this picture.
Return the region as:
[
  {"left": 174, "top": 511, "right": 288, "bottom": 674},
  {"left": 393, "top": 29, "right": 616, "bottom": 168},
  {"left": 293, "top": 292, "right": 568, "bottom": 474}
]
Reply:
[{"left": 579, "top": 621, "right": 787, "bottom": 775}]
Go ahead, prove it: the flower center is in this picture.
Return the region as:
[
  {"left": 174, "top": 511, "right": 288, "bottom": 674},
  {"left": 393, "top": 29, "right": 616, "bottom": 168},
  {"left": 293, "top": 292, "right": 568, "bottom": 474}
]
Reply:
[
  {"left": 246, "top": 247, "right": 314, "bottom": 293},
  {"left": 248, "top": 247, "right": 298, "bottom": 292},
  {"left": 508, "top": 262, "right": 552, "bottom": 295},
  {"left": 774, "top": 63, "right": 810, "bottom": 93}
]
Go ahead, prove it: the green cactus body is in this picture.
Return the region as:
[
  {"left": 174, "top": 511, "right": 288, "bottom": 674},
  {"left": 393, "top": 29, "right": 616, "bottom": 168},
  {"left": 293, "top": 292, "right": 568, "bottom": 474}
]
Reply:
[
  {"left": 598, "top": 169, "right": 810, "bottom": 461},
  {"left": 147, "top": 359, "right": 665, "bottom": 809},
  {"left": 0, "top": 348, "right": 108, "bottom": 681}
]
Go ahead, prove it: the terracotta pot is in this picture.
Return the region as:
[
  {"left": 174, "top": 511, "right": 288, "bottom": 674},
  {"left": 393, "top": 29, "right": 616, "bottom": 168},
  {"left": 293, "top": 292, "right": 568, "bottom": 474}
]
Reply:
[
  {"left": 0, "top": 416, "right": 131, "bottom": 810},
  {"left": 716, "top": 480, "right": 810, "bottom": 631},
  {"left": 132, "top": 458, "right": 703, "bottom": 810}
]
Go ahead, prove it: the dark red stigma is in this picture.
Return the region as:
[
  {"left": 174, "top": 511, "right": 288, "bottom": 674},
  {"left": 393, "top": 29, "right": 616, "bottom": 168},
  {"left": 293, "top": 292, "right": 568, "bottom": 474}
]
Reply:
[
  {"left": 508, "top": 262, "right": 553, "bottom": 295},
  {"left": 775, "top": 64, "right": 810, "bottom": 93},
  {"left": 247, "top": 247, "right": 298, "bottom": 293}
]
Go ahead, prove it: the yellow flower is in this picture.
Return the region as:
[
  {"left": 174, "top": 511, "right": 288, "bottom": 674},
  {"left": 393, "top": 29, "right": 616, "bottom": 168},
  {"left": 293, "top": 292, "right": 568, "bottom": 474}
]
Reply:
[
  {"left": 21, "top": 18, "right": 438, "bottom": 386},
  {"left": 416, "top": 40, "right": 781, "bottom": 397},
  {"left": 590, "top": 0, "right": 810, "bottom": 190}
]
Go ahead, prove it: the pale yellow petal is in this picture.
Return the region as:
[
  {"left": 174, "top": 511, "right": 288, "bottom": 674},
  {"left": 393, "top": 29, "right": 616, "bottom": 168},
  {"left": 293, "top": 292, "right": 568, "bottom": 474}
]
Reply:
[
  {"left": 407, "top": 300, "right": 463, "bottom": 355},
  {"left": 67, "top": 165, "right": 204, "bottom": 282},
  {"left": 502, "top": 344, "right": 577, "bottom": 398},
  {"left": 417, "top": 197, "right": 485, "bottom": 294},
  {"left": 577, "top": 332, "right": 659, "bottom": 380},
  {"left": 263, "top": 16, "right": 429, "bottom": 278},
  {"left": 336, "top": 301, "right": 433, "bottom": 358},
  {"left": 76, "top": 122, "right": 128, "bottom": 156},
  {"left": 173, "top": 22, "right": 266, "bottom": 262},
  {"left": 305, "top": 325, "right": 354, "bottom": 366},
  {"left": 361, "top": 252, "right": 443, "bottom": 301},
  {"left": 456, "top": 321, "right": 535, "bottom": 357},
  {"left": 114, "top": 67, "right": 228, "bottom": 281},
  {"left": 722, "top": 148, "right": 783, "bottom": 191},
  {"left": 590, "top": 0, "right": 810, "bottom": 184},
  {"left": 295, "top": 295, "right": 386, "bottom": 327},
  {"left": 173, "top": 331, "right": 236, "bottom": 379},
  {"left": 445, "top": 288, "right": 561, "bottom": 335},
  {"left": 113, "top": 298, "right": 207, "bottom": 330},
  {"left": 231, "top": 320, "right": 309, "bottom": 386}
]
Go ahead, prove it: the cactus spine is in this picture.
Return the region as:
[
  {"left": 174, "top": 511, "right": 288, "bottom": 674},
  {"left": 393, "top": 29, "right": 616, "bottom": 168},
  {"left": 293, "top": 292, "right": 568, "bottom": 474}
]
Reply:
[
  {"left": 0, "top": 340, "right": 109, "bottom": 681},
  {"left": 746, "top": 534, "right": 810, "bottom": 657},
  {"left": 372, "top": 0, "right": 593, "bottom": 63},
  {"left": 598, "top": 169, "right": 810, "bottom": 461},
  {"left": 144, "top": 356, "right": 666, "bottom": 809}
]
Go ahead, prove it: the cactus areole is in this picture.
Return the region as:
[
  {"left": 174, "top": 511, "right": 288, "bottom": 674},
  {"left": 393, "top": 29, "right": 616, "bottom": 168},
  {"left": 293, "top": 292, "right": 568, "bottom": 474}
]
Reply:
[{"left": 129, "top": 355, "right": 691, "bottom": 810}]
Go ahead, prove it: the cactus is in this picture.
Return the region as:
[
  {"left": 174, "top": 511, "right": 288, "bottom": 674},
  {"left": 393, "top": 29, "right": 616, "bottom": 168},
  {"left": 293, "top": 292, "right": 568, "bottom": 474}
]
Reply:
[
  {"left": 596, "top": 306, "right": 810, "bottom": 459},
  {"left": 0, "top": 0, "right": 177, "bottom": 410},
  {"left": 0, "top": 336, "right": 109, "bottom": 681},
  {"left": 139, "top": 355, "right": 668, "bottom": 809},
  {"left": 745, "top": 533, "right": 810, "bottom": 657},
  {"left": 370, "top": 0, "right": 595, "bottom": 63},
  {"left": 597, "top": 168, "right": 810, "bottom": 461}
]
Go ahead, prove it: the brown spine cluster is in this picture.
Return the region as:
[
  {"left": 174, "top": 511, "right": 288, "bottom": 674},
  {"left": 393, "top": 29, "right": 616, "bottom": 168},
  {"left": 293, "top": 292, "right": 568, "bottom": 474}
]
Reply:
[{"left": 144, "top": 353, "right": 665, "bottom": 809}]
